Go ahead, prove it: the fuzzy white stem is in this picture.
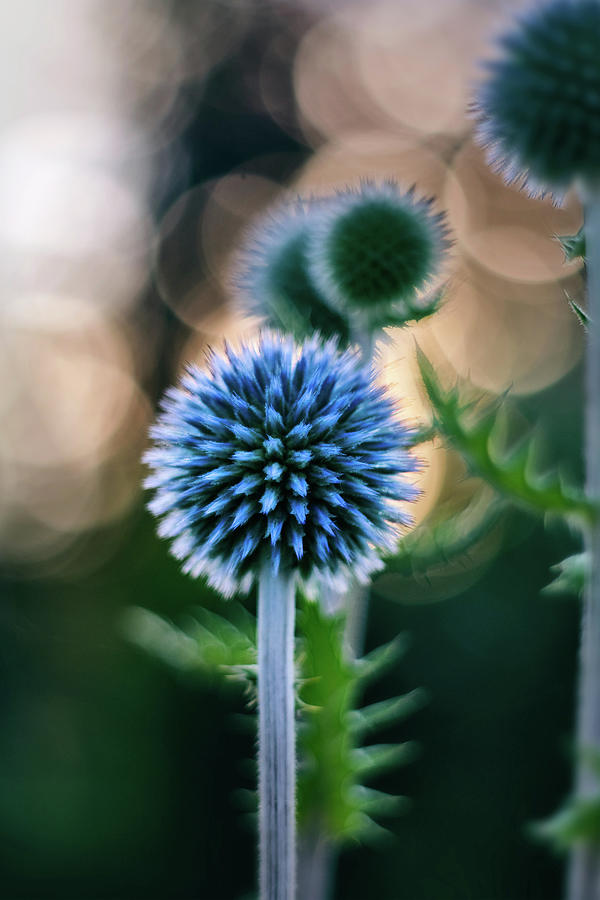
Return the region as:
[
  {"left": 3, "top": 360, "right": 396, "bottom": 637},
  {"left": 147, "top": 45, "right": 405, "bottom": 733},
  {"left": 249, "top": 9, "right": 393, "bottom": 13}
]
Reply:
[
  {"left": 568, "top": 187, "right": 600, "bottom": 900},
  {"left": 258, "top": 564, "right": 296, "bottom": 900}
]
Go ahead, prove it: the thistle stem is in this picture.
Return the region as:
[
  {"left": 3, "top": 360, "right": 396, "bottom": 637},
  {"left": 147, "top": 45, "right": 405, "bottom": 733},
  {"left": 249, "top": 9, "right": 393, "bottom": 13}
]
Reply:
[
  {"left": 569, "top": 186, "right": 600, "bottom": 900},
  {"left": 258, "top": 564, "right": 296, "bottom": 900},
  {"left": 296, "top": 827, "right": 335, "bottom": 900}
]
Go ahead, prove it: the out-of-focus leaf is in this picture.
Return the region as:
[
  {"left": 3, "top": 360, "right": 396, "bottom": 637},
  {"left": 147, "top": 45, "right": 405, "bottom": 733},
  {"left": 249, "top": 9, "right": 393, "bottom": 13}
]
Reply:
[
  {"left": 120, "top": 604, "right": 256, "bottom": 677},
  {"left": 348, "top": 690, "right": 427, "bottom": 739},
  {"left": 124, "top": 596, "right": 423, "bottom": 847},
  {"left": 416, "top": 346, "right": 593, "bottom": 525},
  {"left": 533, "top": 749, "right": 600, "bottom": 850},
  {"left": 533, "top": 797, "right": 600, "bottom": 850},
  {"left": 297, "top": 598, "right": 423, "bottom": 845},
  {"left": 542, "top": 552, "right": 588, "bottom": 598}
]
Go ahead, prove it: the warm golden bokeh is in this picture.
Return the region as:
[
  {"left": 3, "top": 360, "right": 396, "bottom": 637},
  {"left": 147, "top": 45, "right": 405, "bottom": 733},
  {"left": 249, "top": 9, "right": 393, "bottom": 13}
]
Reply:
[{"left": 0, "top": 0, "right": 584, "bottom": 565}]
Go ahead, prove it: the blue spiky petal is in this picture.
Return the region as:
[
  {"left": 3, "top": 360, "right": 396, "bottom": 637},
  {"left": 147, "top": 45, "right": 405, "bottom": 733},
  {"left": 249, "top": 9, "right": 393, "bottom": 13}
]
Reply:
[
  {"left": 144, "top": 334, "right": 418, "bottom": 598},
  {"left": 306, "top": 181, "right": 448, "bottom": 329},
  {"left": 473, "top": 0, "right": 600, "bottom": 199}
]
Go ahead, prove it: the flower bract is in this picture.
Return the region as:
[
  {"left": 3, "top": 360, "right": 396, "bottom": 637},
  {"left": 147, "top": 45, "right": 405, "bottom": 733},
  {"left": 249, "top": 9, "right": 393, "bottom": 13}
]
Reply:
[
  {"left": 144, "top": 334, "right": 418, "bottom": 597},
  {"left": 473, "top": 0, "right": 600, "bottom": 198}
]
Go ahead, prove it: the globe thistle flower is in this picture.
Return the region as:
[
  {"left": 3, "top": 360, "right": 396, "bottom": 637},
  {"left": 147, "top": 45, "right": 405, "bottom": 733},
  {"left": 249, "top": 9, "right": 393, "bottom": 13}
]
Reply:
[
  {"left": 473, "top": 0, "right": 600, "bottom": 199},
  {"left": 144, "top": 332, "right": 418, "bottom": 599},
  {"left": 306, "top": 180, "right": 448, "bottom": 330},
  {"left": 234, "top": 197, "right": 352, "bottom": 345},
  {"left": 144, "top": 332, "right": 418, "bottom": 900}
]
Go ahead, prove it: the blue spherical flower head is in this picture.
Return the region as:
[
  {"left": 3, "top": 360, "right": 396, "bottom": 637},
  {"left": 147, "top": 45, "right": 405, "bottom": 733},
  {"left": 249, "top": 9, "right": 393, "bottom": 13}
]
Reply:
[
  {"left": 473, "top": 0, "right": 600, "bottom": 199},
  {"left": 307, "top": 181, "right": 448, "bottom": 330},
  {"left": 235, "top": 198, "right": 352, "bottom": 345},
  {"left": 144, "top": 334, "right": 418, "bottom": 598}
]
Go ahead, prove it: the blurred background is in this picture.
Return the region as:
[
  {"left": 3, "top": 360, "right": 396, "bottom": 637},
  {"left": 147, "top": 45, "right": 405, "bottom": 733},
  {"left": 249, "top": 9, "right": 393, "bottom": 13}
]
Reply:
[{"left": 0, "top": 0, "right": 586, "bottom": 897}]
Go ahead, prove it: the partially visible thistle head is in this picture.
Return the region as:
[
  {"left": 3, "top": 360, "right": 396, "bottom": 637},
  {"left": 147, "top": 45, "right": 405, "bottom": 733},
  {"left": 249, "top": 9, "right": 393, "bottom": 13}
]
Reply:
[
  {"left": 473, "top": 0, "right": 600, "bottom": 200},
  {"left": 144, "top": 334, "right": 418, "bottom": 598},
  {"left": 234, "top": 198, "right": 352, "bottom": 345},
  {"left": 306, "top": 180, "right": 448, "bottom": 329}
]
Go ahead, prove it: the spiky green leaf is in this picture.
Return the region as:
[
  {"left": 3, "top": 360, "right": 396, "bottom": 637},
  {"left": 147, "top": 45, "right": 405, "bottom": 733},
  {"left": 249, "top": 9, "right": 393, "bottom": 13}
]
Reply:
[
  {"left": 348, "top": 691, "right": 427, "bottom": 740},
  {"left": 416, "top": 346, "right": 594, "bottom": 525},
  {"left": 124, "top": 597, "right": 421, "bottom": 847},
  {"left": 120, "top": 604, "right": 256, "bottom": 676},
  {"left": 357, "top": 634, "right": 411, "bottom": 683},
  {"left": 351, "top": 742, "right": 417, "bottom": 777},
  {"left": 297, "top": 598, "right": 421, "bottom": 844},
  {"left": 542, "top": 552, "right": 588, "bottom": 598}
]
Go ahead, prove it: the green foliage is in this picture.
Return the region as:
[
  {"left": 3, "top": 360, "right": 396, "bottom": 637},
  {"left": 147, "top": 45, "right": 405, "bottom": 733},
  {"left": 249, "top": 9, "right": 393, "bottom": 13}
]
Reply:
[
  {"left": 123, "top": 597, "right": 423, "bottom": 846},
  {"left": 542, "top": 552, "right": 589, "bottom": 598},
  {"left": 559, "top": 228, "right": 586, "bottom": 262},
  {"left": 534, "top": 796, "right": 600, "bottom": 850},
  {"left": 533, "top": 750, "right": 600, "bottom": 851},
  {"left": 297, "top": 598, "right": 423, "bottom": 845},
  {"left": 120, "top": 604, "right": 256, "bottom": 687},
  {"left": 416, "top": 346, "right": 594, "bottom": 525}
]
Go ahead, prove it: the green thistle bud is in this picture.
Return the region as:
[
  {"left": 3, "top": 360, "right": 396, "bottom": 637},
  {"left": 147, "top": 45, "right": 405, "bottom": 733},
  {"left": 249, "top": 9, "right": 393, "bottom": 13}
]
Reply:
[
  {"left": 306, "top": 181, "right": 448, "bottom": 330},
  {"left": 235, "top": 198, "right": 352, "bottom": 345},
  {"left": 473, "top": 0, "right": 600, "bottom": 199}
]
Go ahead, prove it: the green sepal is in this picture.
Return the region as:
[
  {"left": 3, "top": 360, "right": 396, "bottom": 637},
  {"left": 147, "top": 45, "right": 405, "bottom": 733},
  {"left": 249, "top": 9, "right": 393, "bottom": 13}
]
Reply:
[{"left": 416, "top": 346, "right": 594, "bottom": 525}]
